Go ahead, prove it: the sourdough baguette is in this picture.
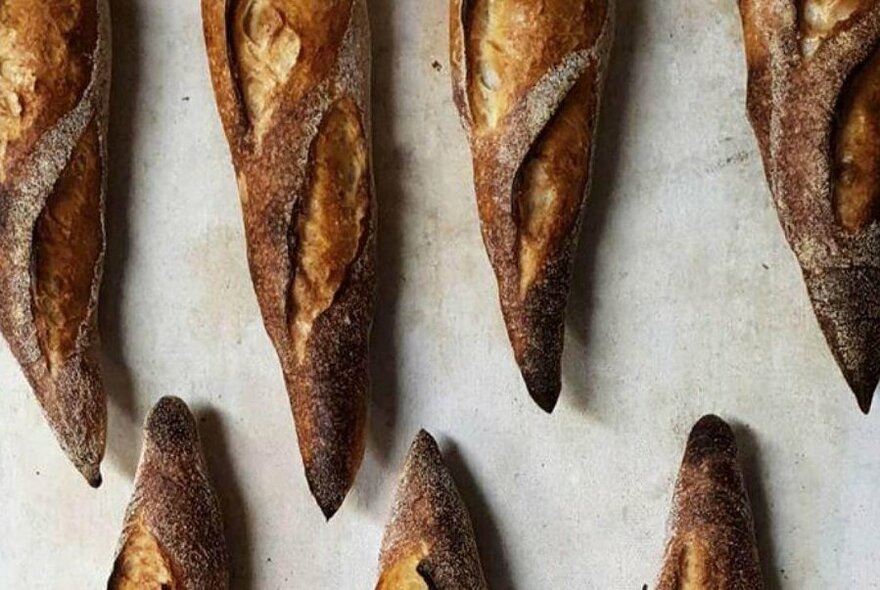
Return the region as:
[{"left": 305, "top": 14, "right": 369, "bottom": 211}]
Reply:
[
  {"left": 375, "top": 430, "right": 488, "bottom": 590},
  {"left": 201, "top": 0, "right": 375, "bottom": 517},
  {"left": 656, "top": 415, "right": 762, "bottom": 590},
  {"left": 108, "top": 396, "right": 229, "bottom": 590},
  {"left": 0, "top": 0, "right": 110, "bottom": 485},
  {"left": 450, "top": 0, "right": 614, "bottom": 412},
  {"left": 738, "top": 0, "right": 880, "bottom": 412}
]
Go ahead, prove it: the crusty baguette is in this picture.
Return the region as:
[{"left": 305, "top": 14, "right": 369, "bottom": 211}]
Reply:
[
  {"left": 0, "top": 0, "right": 110, "bottom": 486},
  {"left": 449, "top": 0, "right": 614, "bottom": 412},
  {"left": 375, "top": 430, "right": 488, "bottom": 590},
  {"left": 656, "top": 415, "right": 763, "bottom": 590},
  {"left": 201, "top": 0, "right": 375, "bottom": 517},
  {"left": 107, "top": 396, "right": 229, "bottom": 590},
  {"left": 738, "top": 0, "right": 880, "bottom": 412}
]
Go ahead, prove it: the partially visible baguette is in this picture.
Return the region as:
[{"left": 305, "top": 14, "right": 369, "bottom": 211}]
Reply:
[
  {"left": 738, "top": 0, "right": 880, "bottom": 412},
  {"left": 0, "top": 0, "right": 110, "bottom": 486},
  {"left": 107, "top": 396, "right": 229, "bottom": 590},
  {"left": 656, "top": 415, "right": 763, "bottom": 589},
  {"left": 449, "top": 0, "right": 614, "bottom": 412},
  {"left": 376, "top": 430, "right": 488, "bottom": 590},
  {"left": 201, "top": 0, "right": 375, "bottom": 518}
]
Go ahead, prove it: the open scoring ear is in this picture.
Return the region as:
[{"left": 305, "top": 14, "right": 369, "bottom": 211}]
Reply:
[
  {"left": 449, "top": 0, "right": 473, "bottom": 130},
  {"left": 833, "top": 38, "right": 880, "bottom": 233},
  {"left": 108, "top": 516, "right": 176, "bottom": 589},
  {"left": 375, "top": 545, "right": 432, "bottom": 590},
  {"left": 203, "top": 0, "right": 354, "bottom": 148},
  {"left": 31, "top": 116, "right": 103, "bottom": 373},
  {"left": 799, "top": 0, "right": 870, "bottom": 57},
  {"left": 457, "top": 0, "right": 610, "bottom": 290},
  {"left": 512, "top": 71, "right": 597, "bottom": 294},
  {"left": 288, "top": 96, "right": 370, "bottom": 362}
]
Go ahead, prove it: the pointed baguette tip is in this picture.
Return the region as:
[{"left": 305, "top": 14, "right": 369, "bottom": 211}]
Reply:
[
  {"left": 80, "top": 464, "right": 102, "bottom": 488},
  {"left": 843, "top": 373, "right": 877, "bottom": 414},
  {"left": 684, "top": 414, "right": 737, "bottom": 461},
  {"left": 319, "top": 501, "right": 339, "bottom": 521},
  {"left": 311, "top": 484, "right": 346, "bottom": 521},
  {"left": 521, "top": 370, "right": 560, "bottom": 414},
  {"left": 414, "top": 428, "right": 435, "bottom": 446},
  {"left": 533, "top": 393, "right": 558, "bottom": 414},
  {"left": 691, "top": 414, "right": 730, "bottom": 435},
  {"left": 857, "top": 392, "right": 874, "bottom": 415}
]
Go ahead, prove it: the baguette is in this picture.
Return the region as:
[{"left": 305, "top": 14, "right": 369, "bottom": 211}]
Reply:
[
  {"left": 656, "top": 415, "right": 763, "bottom": 590},
  {"left": 201, "top": 0, "right": 375, "bottom": 517},
  {"left": 738, "top": 0, "right": 880, "bottom": 412},
  {"left": 107, "top": 396, "right": 229, "bottom": 590},
  {"left": 0, "top": 0, "right": 110, "bottom": 485},
  {"left": 375, "top": 430, "right": 488, "bottom": 590},
  {"left": 449, "top": 0, "right": 614, "bottom": 412}
]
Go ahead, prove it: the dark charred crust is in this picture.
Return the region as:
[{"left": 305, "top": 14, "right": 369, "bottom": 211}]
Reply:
[
  {"left": 503, "top": 241, "right": 574, "bottom": 413},
  {"left": 684, "top": 414, "right": 738, "bottom": 464},
  {"left": 144, "top": 396, "right": 202, "bottom": 455},
  {"left": 805, "top": 265, "right": 880, "bottom": 412}
]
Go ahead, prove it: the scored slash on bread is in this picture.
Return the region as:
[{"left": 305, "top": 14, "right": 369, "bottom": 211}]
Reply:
[
  {"left": 738, "top": 0, "right": 880, "bottom": 412},
  {"left": 375, "top": 430, "right": 488, "bottom": 590},
  {"left": 107, "top": 396, "right": 229, "bottom": 590},
  {"left": 449, "top": 0, "right": 614, "bottom": 412},
  {"left": 201, "top": 0, "right": 376, "bottom": 518},
  {"left": 656, "top": 415, "right": 763, "bottom": 590},
  {"left": 0, "top": 0, "right": 110, "bottom": 486}
]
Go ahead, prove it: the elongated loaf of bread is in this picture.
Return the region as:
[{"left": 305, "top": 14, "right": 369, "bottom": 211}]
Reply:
[
  {"left": 108, "top": 396, "right": 229, "bottom": 590},
  {"left": 656, "top": 415, "right": 763, "bottom": 589},
  {"left": 0, "top": 0, "right": 110, "bottom": 486},
  {"left": 449, "top": 0, "right": 614, "bottom": 412},
  {"left": 375, "top": 430, "right": 488, "bottom": 590},
  {"left": 738, "top": 0, "right": 880, "bottom": 412},
  {"left": 201, "top": 0, "right": 375, "bottom": 517}
]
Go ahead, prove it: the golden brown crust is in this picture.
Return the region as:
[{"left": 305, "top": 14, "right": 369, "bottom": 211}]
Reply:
[
  {"left": 450, "top": 0, "right": 614, "bottom": 412},
  {"left": 656, "top": 416, "right": 763, "bottom": 590},
  {"left": 0, "top": 0, "right": 109, "bottom": 486},
  {"left": 738, "top": 0, "right": 880, "bottom": 412},
  {"left": 201, "top": 0, "right": 375, "bottom": 517},
  {"left": 376, "top": 431, "right": 488, "bottom": 590},
  {"left": 108, "top": 396, "right": 229, "bottom": 590}
]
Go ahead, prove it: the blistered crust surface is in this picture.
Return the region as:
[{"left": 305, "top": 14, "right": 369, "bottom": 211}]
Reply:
[
  {"left": 290, "top": 97, "right": 368, "bottom": 361},
  {"left": 231, "top": 0, "right": 352, "bottom": 138},
  {"left": 799, "top": 0, "right": 863, "bottom": 55},
  {"left": 465, "top": 0, "right": 605, "bottom": 129},
  {"left": 32, "top": 119, "right": 103, "bottom": 372},
  {"left": 0, "top": 0, "right": 97, "bottom": 181}
]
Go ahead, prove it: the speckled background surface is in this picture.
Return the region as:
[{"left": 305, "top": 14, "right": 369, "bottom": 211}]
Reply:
[{"left": 1, "top": 0, "right": 879, "bottom": 588}]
